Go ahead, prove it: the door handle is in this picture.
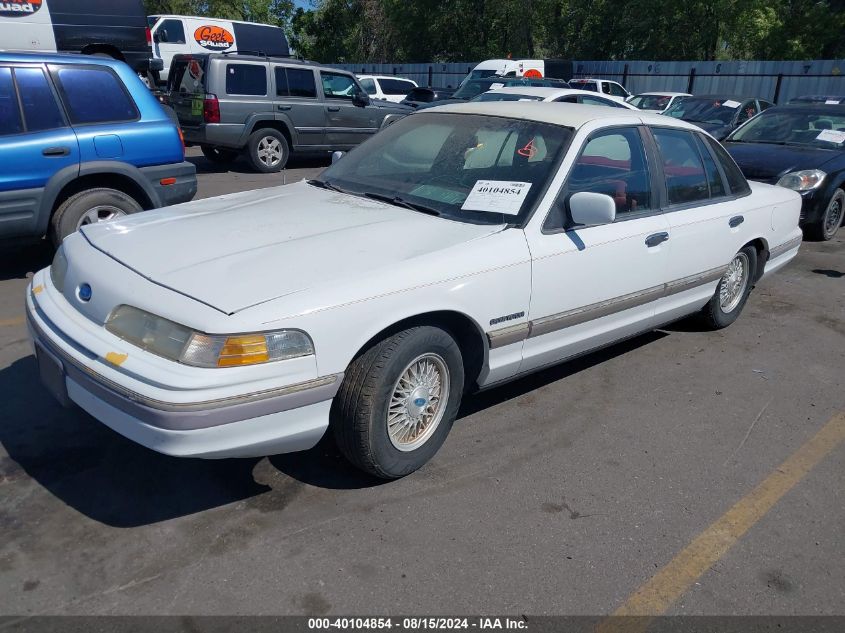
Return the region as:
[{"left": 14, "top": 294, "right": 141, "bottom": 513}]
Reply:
[
  {"left": 42, "top": 147, "right": 70, "bottom": 157},
  {"left": 729, "top": 215, "right": 745, "bottom": 228},
  {"left": 327, "top": 106, "right": 340, "bottom": 112},
  {"left": 645, "top": 232, "right": 669, "bottom": 247},
  {"left": 277, "top": 105, "right": 291, "bottom": 111}
]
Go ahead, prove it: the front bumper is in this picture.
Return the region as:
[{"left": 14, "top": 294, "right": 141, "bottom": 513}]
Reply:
[
  {"left": 140, "top": 161, "right": 197, "bottom": 208},
  {"left": 27, "top": 280, "right": 341, "bottom": 459}
]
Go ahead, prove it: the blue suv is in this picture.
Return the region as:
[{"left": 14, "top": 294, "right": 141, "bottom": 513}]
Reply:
[{"left": 0, "top": 53, "right": 197, "bottom": 246}]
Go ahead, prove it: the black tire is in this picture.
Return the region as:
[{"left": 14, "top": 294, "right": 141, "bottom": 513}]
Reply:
[
  {"left": 50, "top": 188, "right": 143, "bottom": 247},
  {"left": 332, "top": 326, "right": 465, "bottom": 479},
  {"left": 701, "top": 245, "right": 757, "bottom": 329},
  {"left": 201, "top": 145, "right": 240, "bottom": 164},
  {"left": 807, "top": 188, "right": 844, "bottom": 241},
  {"left": 246, "top": 128, "right": 289, "bottom": 173}
]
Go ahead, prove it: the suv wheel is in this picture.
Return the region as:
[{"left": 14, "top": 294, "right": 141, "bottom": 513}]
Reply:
[
  {"left": 201, "top": 145, "right": 240, "bottom": 164},
  {"left": 247, "top": 129, "right": 289, "bottom": 173},
  {"left": 51, "top": 188, "right": 143, "bottom": 247}
]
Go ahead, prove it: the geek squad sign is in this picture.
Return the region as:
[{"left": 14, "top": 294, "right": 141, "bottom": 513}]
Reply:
[
  {"left": 194, "top": 25, "right": 234, "bottom": 51},
  {"left": 0, "top": 0, "right": 42, "bottom": 18}
]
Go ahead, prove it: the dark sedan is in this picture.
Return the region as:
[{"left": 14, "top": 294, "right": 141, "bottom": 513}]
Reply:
[
  {"left": 663, "top": 95, "right": 773, "bottom": 140},
  {"left": 401, "top": 87, "right": 456, "bottom": 109},
  {"left": 725, "top": 104, "right": 845, "bottom": 240}
]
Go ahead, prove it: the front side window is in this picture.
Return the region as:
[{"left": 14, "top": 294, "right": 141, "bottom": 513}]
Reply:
[
  {"left": 321, "top": 72, "right": 356, "bottom": 99},
  {"left": 652, "top": 128, "right": 709, "bottom": 205},
  {"left": 225, "top": 64, "right": 267, "bottom": 96},
  {"left": 0, "top": 68, "right": 22, "bottom": 135},
  {"left": 55, "top": 67, "right": 138, "bottom": 124},
  {"left": 317, "top": 112, "right": 572, "bottom": 224},
  {"left": 545, "top": 127, "right": 651, "bottom": 230},
  {"left": 15, "top": 68, "right": 64, "bottom": 132},
  {"left": 286, "top": 68, "right": 317, "bottom": 98},
  {"left": 157, "top": 19, "right": 186, "bottom": 44},
  {"left": 359, "top": 78, "right": 376, "bottom": 95},
  {"left": 608, "top": 82, "right": 627, "bottom": 97}
]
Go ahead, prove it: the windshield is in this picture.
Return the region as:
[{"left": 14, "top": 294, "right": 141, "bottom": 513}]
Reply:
[
  {"left": 470, "top": 69, "right": 500, "bottom": 79},
  {"left": 471, "top": 93, "right": 544, "bottom": 102},
  {"left": 664, "top": 98, "right": 742, "bottom": 124},
  {"left": 315, "top": 112, "right": 572, "bottom": 224},
  {"left": 628, "top": 94, "right": 674, "bottom": 110},
  {"left": 729, "top": 109, "right": 845, "bottom": 148}
]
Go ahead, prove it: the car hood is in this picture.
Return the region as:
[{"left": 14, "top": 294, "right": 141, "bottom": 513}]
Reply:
[
  {"left": 81, "top": 181, "right": 504, "bottom": 315},
  {"left": 724, "top": 142, "right": 840, "bottom": 182}
]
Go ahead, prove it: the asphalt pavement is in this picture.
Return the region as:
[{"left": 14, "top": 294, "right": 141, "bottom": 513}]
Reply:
[{"left": 0, "top": 155, "right": 842, "bottom": 618}]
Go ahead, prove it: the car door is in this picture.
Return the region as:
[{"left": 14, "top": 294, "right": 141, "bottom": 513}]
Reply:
[
  {"left": 520, "top": 125, "right": 671, "bottom": 374},
  {"left": 648, "top": 127, "right": 744, "bottom": 323},
  {"left": 0, "top": 65, "right": 79, "bottom": 238},
  {"left": 319, "top": 70, "right": 379, "bottom": 148},
  {"left": 275, "top": 65, "right": 324, "bottom": 148},
  {"left": 151, "top": 18, "right": 187, "bottom": 83}
]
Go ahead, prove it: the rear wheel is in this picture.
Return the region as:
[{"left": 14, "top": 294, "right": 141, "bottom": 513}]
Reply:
[
  {"left": 201, "top": 145, "right": 240, "bottom": 164},
  {"left": 50, "top": 188, "right": 142, "bottom": 247},
  {"left": 701, "top": 245, "right": 757, "bottom": 329},
  {"left": 808, "top": 188, "right": 844, "bottom": 241},
  {"left": 246, "top": 128, "right": 289, "bottom": 173},
  {"left": 332, "top": 326, "right": 465, "bottom": 479}
]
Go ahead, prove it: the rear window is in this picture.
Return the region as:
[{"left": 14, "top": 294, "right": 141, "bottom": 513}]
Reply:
[
  {"left": 225, "top": 64, "right": 267, "bottom": 96},
  {"left": 55, "top": 66, "right": 138, "bottom": 124},
  {"left": 570, "top": 80, "right": 597, "bottom": 92},
  {"left": 15, "top": 68, "right": 65, "bottom": 132},
  {"left": 169, "top": 57, "right": 207, "bottom": 94},
  {"left": 0, "top": 68, "right": 22, "bottom": 135},
  {"left": 379, "top": 78, "right": 415, "bottom": 95}
]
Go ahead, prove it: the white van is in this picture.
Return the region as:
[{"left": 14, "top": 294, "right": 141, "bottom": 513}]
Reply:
[
  {"left": 357, "top": 75, "right": 418, "bottom": 103},
  {"left": 464, "top": 59, "right": 573, "bottom": 83},
  {"left": 148, "top": 14, "right": 290, "bottom": 84}
]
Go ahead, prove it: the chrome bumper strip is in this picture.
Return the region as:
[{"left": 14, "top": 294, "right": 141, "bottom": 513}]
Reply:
[{"left": 769, "top": 236, "right": 802, "bottom": 260}]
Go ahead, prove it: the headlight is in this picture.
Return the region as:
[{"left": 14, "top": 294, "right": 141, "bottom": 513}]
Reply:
[
  {"left": 105, "top": 305, "right": 314, "bottom": 368},
  {"left": 777, "top": 169, "right": 826, "bottom": 191},
  {"left": 50, "top": 246, "right": 68, "bottom": 291}
]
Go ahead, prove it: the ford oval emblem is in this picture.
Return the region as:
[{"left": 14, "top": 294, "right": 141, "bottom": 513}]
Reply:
[
  {"left": 78, "top": 283, "right": 92, "bottom": 302},
  {"left": 413, "top": 397, "right": 427, "bottom": 407}
]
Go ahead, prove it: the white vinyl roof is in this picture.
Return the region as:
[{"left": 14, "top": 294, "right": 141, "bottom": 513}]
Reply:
[{"left": 427, "top": 100, "right": 702, "bottom": 131}]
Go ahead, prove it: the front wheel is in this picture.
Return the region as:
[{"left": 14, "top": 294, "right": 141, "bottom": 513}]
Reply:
[
  {"left": 701, "top": 245, "right": 757, "bottom": 329},
  {"left": 808, "top": 188, "right": 844, "bottom": 241},
  {"left": 332, "top": 326, "right": 465, "bottom": 479}
]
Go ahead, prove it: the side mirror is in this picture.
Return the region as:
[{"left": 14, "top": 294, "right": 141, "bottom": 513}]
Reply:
[
  {"left": 352, "top": 89, "right": 369, "bottom": 107},
  {"left": 331, "top": 151, "right": 345, "bottom": 164},
  {"left": 569, "top": 192, "right": 616, "bottom": 227}
]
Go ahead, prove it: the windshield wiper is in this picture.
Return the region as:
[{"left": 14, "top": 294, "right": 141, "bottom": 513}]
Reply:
[
  {"left": 362, "top": 192, "right": 442, "bottom": 217},
  {"left": 307, "top": 179, "right": 350, "bottom": 194}
]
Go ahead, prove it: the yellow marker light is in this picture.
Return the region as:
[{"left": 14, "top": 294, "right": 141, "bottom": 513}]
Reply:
[
  {"left": 217, "top": 334, "right": 270, "bottom": 367},
  {"left": 32, "top": 285, "right": 44, "bottom": 295},
  {"left": 105, "top": 352, "right": 129, "bottom": 366}
]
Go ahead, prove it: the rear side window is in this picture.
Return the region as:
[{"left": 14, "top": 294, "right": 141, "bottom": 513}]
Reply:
[
  {"left": 379, "top": 78, "right": 414, "bottom": 95},
  {"left": 285, "top": 68, "right": 317, "bottom": 98},
  {"left": 225, "top": 64, "right": 267, "bottom": 96},
  {"left": 694, "top": 134, "right": 726, "bottom": 198},
  {"left": 705, "top": 136, "right": 751, "bottom": 195},
  {"left": 55, "top": 67, "right": 138, "bottom": 124},
  {"left": 0, "top": 68, "right": 22, "bottom": 135},
  {"left": 15, "top": 68, "right": 65, "bottom": 132},
  {"left": 652, "top": 128, "right": 709, "bottom": 205}
]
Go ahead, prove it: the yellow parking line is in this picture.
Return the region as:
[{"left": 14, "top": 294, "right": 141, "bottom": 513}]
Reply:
[
  {"left": 0, "top": 317, "right": 25, "bottom": 327},
  {"left": 598, "top": 411, "right": 845, "bottom": 633}
]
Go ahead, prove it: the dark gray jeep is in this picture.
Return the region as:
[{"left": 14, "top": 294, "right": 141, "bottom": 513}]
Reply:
[{"left": 167, "top": 53, "right": 411, "bottom": 172}]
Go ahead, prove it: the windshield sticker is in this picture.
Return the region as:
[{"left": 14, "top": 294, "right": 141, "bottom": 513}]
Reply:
[
  {"left": 461, "top": 180, "right": 532, "bottom": 215},
  {"left": 816, "top": 129, "right": 845, "bottom": 144},
  {"left": 0, "top": 0, "right": 41, "bottom": 17},
  {"left": 517, "top": 138, "right": 538, "bottom": 158},
  {"left": 721, "top": 100, "right": 742, "bottom": 108},
  {"left": 490, "top": 83, "right": 505, "bottom": 89}
]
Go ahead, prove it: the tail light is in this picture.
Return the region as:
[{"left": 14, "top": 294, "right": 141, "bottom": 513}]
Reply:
[
  {"left": 203, "top": 94, "right": 220, "bottom": 124},
  {"left": 146, "top": 27, "right": 152, "bottom": 47}
]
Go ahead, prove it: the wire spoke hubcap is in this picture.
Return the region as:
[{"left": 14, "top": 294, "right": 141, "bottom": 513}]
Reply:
[
  {"left": 387, "top": 353, "right": 450, "bottom": 452},
  {"left": 824, "top": 196, "right": 843, "bottom": 236},
  {"left": 719, "top": 252, "right": 750, "bottom": 313},
  {"left": 76, "top": 205, "right": 126, "bottom": 230},
  {"left": 257, "top": 137, "right": 283, "bottom": 167}
]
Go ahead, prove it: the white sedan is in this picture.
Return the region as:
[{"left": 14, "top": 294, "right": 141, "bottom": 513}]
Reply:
[
  {"left": 627, "top": 91, "right": 692, "bottom": 113},
  {"left": 472, "top": 86, "right": 638, "bottom": 109},
  {"left": 27, "top": 103, "right": 802, "bottom": 479}
]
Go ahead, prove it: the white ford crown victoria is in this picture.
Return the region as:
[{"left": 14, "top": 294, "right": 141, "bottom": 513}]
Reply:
[{"left": 27, "top": 103, "right": 802, "bottom": 479}]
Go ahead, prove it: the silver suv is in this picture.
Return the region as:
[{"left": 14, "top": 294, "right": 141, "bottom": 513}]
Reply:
[{"left": 167, "top": 54, "right": 411, "bottom": 172}]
